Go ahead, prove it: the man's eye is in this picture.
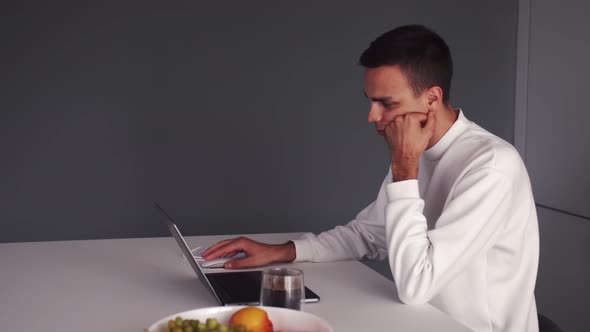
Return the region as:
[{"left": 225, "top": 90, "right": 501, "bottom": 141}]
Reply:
[{"left": 382, "top": 102, "right": 393, "bottom": 108}]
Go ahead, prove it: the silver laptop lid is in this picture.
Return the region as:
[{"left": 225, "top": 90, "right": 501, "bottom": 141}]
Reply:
[{"left": 153, "top": 202, "right": 222, "bottom": 305}]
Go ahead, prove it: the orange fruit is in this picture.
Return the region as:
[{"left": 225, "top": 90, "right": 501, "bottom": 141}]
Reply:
[{"left": 229, "top": 307, "right": 273, "bottom": 332}]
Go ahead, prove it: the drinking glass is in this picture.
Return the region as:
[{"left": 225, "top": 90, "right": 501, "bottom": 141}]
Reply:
[{"left": 259, "top": 268, "right": 305, "bottom": 310}]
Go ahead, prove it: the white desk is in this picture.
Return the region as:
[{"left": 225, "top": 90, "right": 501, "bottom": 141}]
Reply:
[{"left": 0, "top": 233, "right": 469, "bottom": 331}]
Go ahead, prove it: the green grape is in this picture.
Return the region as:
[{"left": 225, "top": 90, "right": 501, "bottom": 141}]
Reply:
[
  {"left": 183, "top": 326, "right": 194, "bottom": 332},
  {"left": 206, "top": 318, "right": 219, "bottom": 330},
  {"left": 173, "top": 328, "right": 183, "bottom": 332},
  {"left": 191, "top": 320, "right": 199, "bottom": 328},
  {"left": 218, "top": 324, "right": 229, "bottom": 332},
  {"left": 197, "top": 322, "right": 207, "bottom": 332},
  {"left": 162, "top": 328, "right": 171, "bottom": 332},
  {"left": 175, "top": 317, "right": 184, "bottom": 327},
  {"left": 168, "top": 320, "right": 176, "bottom": 329}
]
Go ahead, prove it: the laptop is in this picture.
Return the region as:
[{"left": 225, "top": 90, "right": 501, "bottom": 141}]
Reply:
[{"left": 154, "top": 202, "right": 320, "bottom": 306}]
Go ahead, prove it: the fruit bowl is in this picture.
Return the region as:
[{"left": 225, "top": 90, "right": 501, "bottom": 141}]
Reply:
[{"left": 147, "top": 306, "right": 333, "bottom": 332}]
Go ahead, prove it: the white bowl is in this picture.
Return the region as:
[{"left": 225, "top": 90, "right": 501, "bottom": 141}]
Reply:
[{"left": 147, "top": 306, "right": 333, "bottom": 332}]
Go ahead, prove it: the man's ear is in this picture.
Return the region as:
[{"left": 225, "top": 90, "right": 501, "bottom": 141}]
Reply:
[{"left": 426, "top": 86, "right": 443, "bottom": 109}]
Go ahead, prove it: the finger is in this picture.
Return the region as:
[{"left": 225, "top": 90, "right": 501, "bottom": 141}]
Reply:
[
  {"left": 225, "top": 256, "right": 263, "bottom": 269},
  {"left": 401, "top": 112, "right": 428, "bottom": 129},
  {"left": 407, "top": 112, "right": 428, "bottom": 125},
  {"left": 201, "top": 239, "right": 233, "bottom": 258},
  {"left": 392, "top": 114, "right": 406, "bottom": 126},
  {"left": 203, "top": 239, "right": 247, "bottom": 261},
  {"left": 203, "top": 242, "right": 243, "bottom": 260},
  {"left": 384, "top": 117, "right": 398, "bottom": 134},
  {"left": 423, "top": 111, "right": 436, "bottom": 134},
  {"left": 223, "top": 250, "right": 241, "bottom": 258}
]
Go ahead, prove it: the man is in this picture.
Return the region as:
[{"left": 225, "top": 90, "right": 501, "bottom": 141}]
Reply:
[{"left": 202, "top": 25, "right": 539, "bottom": 332}]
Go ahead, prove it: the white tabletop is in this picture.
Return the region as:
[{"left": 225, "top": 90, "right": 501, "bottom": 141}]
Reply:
[{"left": 0, "top": 233, "right": 469, "bottom": 331}]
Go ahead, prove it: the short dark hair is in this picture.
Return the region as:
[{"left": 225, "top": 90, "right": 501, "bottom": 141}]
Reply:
[{"left": 359, "top": 25, "right": 453, "bottom": 104}]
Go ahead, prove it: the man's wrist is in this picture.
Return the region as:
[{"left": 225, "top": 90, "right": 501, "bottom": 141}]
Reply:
[
  {"left": 391, "top": 158, "right": 419, "bottom": 181},
  {"left": 274, "top": 241, "right": 296, "bottom": 262}
]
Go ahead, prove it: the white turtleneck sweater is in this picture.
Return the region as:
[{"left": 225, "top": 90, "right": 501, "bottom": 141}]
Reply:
[{"left": 292, "top": 110, "right": 539, "bottom": 332}]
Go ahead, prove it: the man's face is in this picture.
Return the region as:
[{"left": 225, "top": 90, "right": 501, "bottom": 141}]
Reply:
[{"left": 364, "top": 65, "right": 427, "bottom": 136}]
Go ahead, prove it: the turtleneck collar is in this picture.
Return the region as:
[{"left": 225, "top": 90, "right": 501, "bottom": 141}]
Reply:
[{"left": 422, "top": 109, "right": 470, "bottom": 161}]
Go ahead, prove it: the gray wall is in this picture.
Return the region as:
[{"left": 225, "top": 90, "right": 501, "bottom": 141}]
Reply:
[
  {"left": 525, "top": 0, "right": 590, "bottom": 219},
  {"left": 1, "top": 0, "right": 518, "bottom": 243},
  {"left": 515, "top": 0, "right": 590, "bottom": 330}
]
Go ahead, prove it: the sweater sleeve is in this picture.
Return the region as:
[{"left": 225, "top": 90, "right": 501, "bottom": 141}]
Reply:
[
  {"left": 291, "top": 173, "right": 390, "bottom": 262},
  {"left": 385, "top": 168, "right": 512, "bottom": 305}
]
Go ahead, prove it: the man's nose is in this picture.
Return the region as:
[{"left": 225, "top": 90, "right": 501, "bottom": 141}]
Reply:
[{"left": 367, "top": 104, "right": 382, "bottom": 123}]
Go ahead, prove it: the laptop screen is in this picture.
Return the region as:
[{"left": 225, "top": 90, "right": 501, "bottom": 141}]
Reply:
[{"left": 153, "top": 202, "right": 222, "bottom": 304}]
